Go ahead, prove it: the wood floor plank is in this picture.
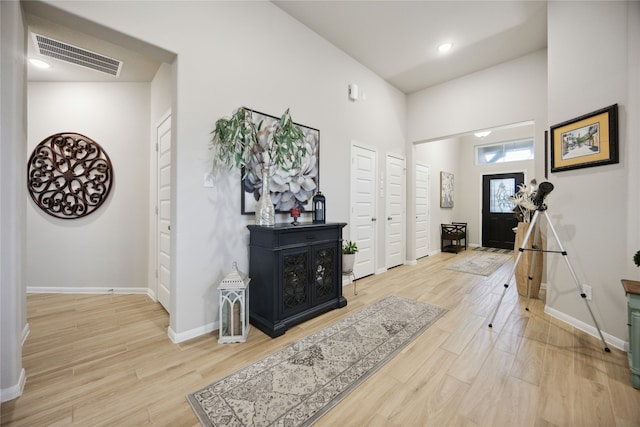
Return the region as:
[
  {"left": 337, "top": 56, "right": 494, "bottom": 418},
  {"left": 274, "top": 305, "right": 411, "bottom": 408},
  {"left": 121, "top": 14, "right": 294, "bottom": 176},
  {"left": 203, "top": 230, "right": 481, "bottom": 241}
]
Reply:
[
  {"left": 447, "top": 328, "right": 497, "bottom": 384},
  {"left": 523, "top": 310, "right": 550, "bottom": 343},
  {"left": 510, "top": 337, "right": 546, "bottom": 386},
  {"left": 389, "top": 350, "right": 469, "bottom": 426},
  {"left": 456, "top": 346, "right": 517, "bottom": 426},
  {"left": 603, "top": 346, "right": 640, "bottom": 426},
  {"left": 2, "top": 250, "right": 639, "bottom": 427},
  {"left": 537, "top": 345, "right": 576, "bottom": 426},
  {"left": 487, "top": 375, "right": 540, "bottom": 427},
  {"left": 440, "top": 312, "right": 485, "bottom": 355},
  {"left": 572, "top": 377, "right": 616, "bottom": 427}
]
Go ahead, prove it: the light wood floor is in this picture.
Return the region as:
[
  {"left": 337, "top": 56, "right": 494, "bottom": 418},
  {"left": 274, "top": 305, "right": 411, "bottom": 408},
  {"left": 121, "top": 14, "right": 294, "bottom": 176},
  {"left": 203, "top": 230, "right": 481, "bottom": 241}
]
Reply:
[{"left": 2, "top": 250, "right": 640, "bottom": 426}]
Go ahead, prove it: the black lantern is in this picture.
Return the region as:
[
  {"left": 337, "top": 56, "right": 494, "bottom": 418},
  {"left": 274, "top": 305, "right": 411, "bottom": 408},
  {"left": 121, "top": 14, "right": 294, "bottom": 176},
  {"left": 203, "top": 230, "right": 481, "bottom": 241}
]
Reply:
[{"left": 312, "top": 191, "right": 326, "bottom": 224}]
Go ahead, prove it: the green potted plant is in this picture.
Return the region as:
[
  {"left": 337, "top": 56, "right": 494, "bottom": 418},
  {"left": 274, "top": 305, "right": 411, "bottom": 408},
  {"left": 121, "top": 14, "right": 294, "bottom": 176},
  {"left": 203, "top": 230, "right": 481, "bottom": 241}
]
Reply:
[
  {"left": 211, "top": 107, "right": 307, "bottom": 226},
  {"left": 634, "top": 250, "right": 640, "bottom": 267},
  {"left": 342, "top": 240, "right": 358, "bottom": 274}
]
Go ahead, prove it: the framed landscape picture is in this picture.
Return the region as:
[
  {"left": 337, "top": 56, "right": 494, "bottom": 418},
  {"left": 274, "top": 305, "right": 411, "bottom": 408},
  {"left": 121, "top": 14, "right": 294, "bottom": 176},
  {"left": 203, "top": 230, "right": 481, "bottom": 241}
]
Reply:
[
  {"left": 240, "top": 109, "right": 320, "bottom": 215},
  {"left": 440, "top": 171, "right": 454, "bottom": 208},
  {"left": 550, "top": 104, "right": 618, "bottom": 173}
]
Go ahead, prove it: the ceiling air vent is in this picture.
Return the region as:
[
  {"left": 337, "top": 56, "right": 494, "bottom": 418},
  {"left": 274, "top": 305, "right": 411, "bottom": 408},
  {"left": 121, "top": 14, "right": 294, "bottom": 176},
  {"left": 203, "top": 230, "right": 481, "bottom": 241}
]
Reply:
[{"left": 32, "top": 33, "right": 123, "bottom": 77}]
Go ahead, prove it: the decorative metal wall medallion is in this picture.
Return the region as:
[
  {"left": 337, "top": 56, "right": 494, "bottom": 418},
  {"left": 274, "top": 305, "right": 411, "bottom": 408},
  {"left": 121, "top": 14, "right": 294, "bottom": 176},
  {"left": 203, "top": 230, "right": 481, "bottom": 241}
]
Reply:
[{"left": 27, "top": 132, "right": 114, "bottom": 219}]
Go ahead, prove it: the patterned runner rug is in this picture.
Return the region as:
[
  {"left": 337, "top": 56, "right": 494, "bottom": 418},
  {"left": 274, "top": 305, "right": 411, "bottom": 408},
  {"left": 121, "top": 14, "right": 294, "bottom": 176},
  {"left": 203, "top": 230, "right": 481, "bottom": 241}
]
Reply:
[
  {"left": 447, "top": 251, "right": 512, "bottom": 276},
  {"left": 187, "top": 295, "right": 446, "bottom": 426}
]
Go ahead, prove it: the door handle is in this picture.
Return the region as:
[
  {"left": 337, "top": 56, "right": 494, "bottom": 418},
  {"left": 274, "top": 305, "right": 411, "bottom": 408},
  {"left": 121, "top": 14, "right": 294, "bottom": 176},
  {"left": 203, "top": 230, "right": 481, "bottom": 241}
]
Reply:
[
  {"left": 371, "top": 217, "right": 377, "bottom": 222},
  {"left": 387, "top": 217, "right": 392, "bottom": 220}
]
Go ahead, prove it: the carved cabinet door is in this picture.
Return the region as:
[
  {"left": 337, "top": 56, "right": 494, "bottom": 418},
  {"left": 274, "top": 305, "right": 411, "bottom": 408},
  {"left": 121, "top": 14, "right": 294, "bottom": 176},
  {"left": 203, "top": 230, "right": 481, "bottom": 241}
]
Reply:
[
  {"left": 280, "top": 247, "right": 311, "bottom": 318},
  {"left": 311, "top": 243, "right": 338, "bottom": 306}
]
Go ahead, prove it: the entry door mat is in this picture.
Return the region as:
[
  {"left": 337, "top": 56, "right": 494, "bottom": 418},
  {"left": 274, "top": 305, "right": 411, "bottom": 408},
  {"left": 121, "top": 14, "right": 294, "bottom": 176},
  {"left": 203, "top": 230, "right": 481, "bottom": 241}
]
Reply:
[
  {"left": 447, "top": 252, "right": 512, "bottom": 276},
  {"left": 473, "top": 246, "right": 513, "bottom": 255},
  {"left": 187, "top": 295, "right": 447, "bottom": 426}
]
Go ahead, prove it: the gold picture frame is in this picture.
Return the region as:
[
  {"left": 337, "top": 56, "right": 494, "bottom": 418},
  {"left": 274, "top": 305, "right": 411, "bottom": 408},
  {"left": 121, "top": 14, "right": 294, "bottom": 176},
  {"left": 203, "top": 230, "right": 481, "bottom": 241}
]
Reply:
[{"left": 550, "top": 104, "right": 618, "bottom": 173}]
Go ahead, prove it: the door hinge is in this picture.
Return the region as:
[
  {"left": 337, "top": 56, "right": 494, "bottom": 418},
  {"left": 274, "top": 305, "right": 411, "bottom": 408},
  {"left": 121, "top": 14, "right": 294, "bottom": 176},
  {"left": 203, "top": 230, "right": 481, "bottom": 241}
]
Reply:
[
  {"left": 155, "top": 205, "right": 158, "bottom": 215},
  {"left": 155, "top": 269, "right": 158, "bottom": 278},
  {"left": 155, "top": 143, "right": 158, "bottom": 152}
]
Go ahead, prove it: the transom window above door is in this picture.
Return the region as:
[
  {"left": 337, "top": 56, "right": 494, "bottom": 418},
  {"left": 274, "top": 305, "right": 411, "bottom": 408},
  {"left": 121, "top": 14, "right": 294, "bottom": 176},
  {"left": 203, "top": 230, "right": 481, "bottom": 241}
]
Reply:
[{"left": 476, "top": 138, "right": 534, "bottom": 164}]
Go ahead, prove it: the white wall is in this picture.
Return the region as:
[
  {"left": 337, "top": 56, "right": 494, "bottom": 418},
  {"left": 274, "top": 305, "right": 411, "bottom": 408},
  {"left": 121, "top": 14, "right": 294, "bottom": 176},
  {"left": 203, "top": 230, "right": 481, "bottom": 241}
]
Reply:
[
  {"left": 27, "top": 83, "right": 151, "bottom": 291},
  {"left": 546, "top": 1, "right": 640, "bottom": 344},
  {"left": 0, "top": 0, "right": 27, "bottom": 401},
  {"left": 42, "top": 1, "right": 407, "bottom": 339},
  {"left": 408, "top": 49, "right": 548, "bottom": 145},
  {"left": 407, "top": 50, "right": 547, "bottom": 260}
]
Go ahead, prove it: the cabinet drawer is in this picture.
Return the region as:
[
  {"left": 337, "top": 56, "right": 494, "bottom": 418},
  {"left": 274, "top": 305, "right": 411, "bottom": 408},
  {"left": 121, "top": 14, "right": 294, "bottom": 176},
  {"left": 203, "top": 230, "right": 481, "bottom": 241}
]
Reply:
[{"left": 279, "top": 228, "right": 336, "bottom": 247}]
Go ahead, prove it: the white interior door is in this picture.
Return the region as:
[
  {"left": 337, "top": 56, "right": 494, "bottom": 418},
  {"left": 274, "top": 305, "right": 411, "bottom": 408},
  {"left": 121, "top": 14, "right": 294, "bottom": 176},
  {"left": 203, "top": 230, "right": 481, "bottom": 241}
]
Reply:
[
  {"left": 157, "top": 114, "right": 171, "bottom": 313},
  {"left": 415, "top": 162, "right": 430, "bottom": 259},
  {"left": 386, "top": 154, "right": 405, "bottom": 268},
  {"left": 350, "top": 144, "right": 376, "bottom": 278}
]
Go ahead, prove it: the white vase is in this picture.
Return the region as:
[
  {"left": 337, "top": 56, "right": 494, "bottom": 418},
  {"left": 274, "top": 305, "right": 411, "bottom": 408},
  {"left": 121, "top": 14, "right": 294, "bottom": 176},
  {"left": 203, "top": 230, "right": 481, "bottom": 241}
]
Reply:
[
  {"left": 255, "top": 168, "right": 275, "bottom": 226},
  {"left": 342, "top": 253, "right": 356, "bottom": 273}
]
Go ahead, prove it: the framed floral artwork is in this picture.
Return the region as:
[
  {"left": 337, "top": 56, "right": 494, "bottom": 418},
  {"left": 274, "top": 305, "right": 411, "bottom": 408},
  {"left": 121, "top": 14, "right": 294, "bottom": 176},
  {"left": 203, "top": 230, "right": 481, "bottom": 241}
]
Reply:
[
  {"left": 550, "top": 104, "right": 618, "bottom": 173},
  {"left": 440, "top": 171, "right": 454, "bottom": 208},
  {"left": 241, "top": 109, "right": 319, "bottom": 214}
]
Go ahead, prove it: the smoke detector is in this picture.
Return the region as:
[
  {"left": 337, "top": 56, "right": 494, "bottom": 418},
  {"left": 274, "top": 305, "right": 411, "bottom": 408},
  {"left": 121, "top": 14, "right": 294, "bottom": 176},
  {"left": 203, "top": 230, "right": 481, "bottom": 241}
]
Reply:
[{"left": 32, "top": 33, "right": 123, "bottom": 77}]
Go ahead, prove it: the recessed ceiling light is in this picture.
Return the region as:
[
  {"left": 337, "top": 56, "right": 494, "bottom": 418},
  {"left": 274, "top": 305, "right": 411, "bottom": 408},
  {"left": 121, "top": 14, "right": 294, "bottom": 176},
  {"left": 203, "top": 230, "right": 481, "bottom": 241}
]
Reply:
[
  {"left": 29, "top": 58, "right": 50, "bottom": 69},
  {"left": 474, "top": 130, "right": 492, "bottom": 139},
  {"left": 437, "top": 42, "right": 453, "bottom": 53}
]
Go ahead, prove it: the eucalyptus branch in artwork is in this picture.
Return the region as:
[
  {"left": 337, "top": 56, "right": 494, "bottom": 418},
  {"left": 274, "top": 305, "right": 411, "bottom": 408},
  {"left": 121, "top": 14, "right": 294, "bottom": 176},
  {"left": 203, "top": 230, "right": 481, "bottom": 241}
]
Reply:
[
  {"left": 211, "top": 107, "right": 319, "bottom": 213},
  {"left": 211, "top": 107, "right": 306, "bottom": 173}
]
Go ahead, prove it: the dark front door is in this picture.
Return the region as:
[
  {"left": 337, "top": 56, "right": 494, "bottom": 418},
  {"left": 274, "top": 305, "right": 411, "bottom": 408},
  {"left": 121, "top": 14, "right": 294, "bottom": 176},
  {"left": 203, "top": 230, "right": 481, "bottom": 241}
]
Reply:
[{"left": 482, "top": 173, "right": 524, "bottom": 249}]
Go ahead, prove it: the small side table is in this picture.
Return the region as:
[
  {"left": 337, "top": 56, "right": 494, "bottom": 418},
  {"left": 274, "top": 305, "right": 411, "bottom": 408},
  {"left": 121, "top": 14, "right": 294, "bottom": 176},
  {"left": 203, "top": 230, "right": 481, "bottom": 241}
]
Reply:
[{"left": 621, "top": 279, "right": 640, "bottom": 389}]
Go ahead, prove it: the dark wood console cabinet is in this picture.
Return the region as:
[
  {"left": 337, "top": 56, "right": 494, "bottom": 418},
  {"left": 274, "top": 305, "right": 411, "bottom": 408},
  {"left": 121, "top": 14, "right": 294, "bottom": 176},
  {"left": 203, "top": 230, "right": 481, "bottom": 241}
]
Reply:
[{"left": 247, "top": 222, "right": 347, "bottom": 338}]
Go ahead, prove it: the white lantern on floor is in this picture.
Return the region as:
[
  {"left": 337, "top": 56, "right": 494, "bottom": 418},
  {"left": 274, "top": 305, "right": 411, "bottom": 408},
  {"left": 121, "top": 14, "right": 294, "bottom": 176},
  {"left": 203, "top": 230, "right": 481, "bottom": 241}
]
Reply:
[{"left": 217, "top": 262, "right": 250, "bottom": 344}]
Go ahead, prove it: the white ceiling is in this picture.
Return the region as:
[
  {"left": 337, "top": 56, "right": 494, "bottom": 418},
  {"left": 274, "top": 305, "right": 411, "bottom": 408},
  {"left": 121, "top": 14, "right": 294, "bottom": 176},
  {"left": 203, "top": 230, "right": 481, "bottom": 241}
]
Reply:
[
  {"left": 24, "top": 1, "right": 547, "bottom": 94},
  {"left": 273, "top": 1, "right": 548, "bottom": 94}
]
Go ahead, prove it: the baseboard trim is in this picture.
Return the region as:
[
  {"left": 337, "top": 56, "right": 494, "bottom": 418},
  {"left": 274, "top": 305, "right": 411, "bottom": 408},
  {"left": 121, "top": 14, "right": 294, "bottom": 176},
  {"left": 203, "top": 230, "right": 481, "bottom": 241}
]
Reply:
[
  {"left": 168, "top": 321, "right": 218, "bottom": 344},
  {"left": 27, "top": 286, "right": 152, "bottom": 296},
  {"left": 544, "top": 305, "right": 627, "bottom": 351},
  {"left": 0, "top": 368, "right": 26, "bottom": 403},
  {"left": 146, "top": 288, "right": 158, "bottom": 302},
  {"left": 1, "top": 327, "right": 31, "bottom": 402},
  {"left": 21, "top": 323, "right": 30, "bottom": 346}
]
